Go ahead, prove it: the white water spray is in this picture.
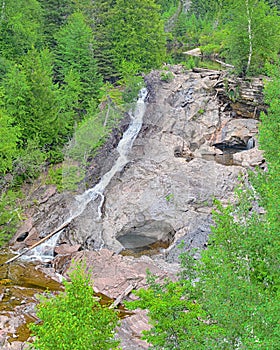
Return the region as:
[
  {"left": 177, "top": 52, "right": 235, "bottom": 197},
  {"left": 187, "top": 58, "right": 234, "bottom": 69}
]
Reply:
[{"left": 22, "top": 88, "right": 148, "bottom": 261}]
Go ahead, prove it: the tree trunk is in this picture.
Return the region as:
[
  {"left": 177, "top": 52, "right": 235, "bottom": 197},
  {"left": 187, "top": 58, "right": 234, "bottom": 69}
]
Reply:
[
  {"left": 245, "top": 0, "right": 253, "bottom": 74},
  {"left": 1, "top": 1, "right": 5, "bottom": 22}
]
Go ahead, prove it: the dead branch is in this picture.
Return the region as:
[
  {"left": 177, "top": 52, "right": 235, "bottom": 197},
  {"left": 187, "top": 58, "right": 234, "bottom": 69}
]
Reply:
[{"left": 1, "top": 221, "right": 69, "bottom": 266}]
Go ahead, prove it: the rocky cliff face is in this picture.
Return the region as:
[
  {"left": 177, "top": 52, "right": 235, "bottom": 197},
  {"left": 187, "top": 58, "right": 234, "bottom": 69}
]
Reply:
[
  {"left": 61, "top": 66, "right": 264, "bottom": 258},
  {"left": 7, "top": 66, "right": 266, "bottom": 349},
  {"left": 12, "top": 66, "right": 265, "bottom": 260}
]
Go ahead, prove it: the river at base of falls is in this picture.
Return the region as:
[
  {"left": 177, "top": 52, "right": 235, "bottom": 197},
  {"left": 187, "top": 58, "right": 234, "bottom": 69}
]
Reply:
[{"left": 0, "top": 249, "right": 63, "bottom": 343}]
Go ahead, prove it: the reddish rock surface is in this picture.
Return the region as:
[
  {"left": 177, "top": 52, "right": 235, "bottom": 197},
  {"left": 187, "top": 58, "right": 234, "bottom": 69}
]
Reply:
[{"left": 55, "top": 249, "right": 179, "bottom": 349}]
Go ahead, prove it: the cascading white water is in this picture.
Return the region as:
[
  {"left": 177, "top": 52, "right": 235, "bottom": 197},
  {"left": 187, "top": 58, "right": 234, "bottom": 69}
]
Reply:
[
  {"left": 22, "top": 88, "right": 148, "bottom": 262},
  {"left": 21, "top": 232, "right": 61, "bottom": 262}
]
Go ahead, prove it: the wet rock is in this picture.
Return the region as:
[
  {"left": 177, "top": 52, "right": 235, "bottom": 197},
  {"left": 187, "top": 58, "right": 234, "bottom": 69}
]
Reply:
[
  {"left": 54, "top": 243, "right": 81, "bottom": 255},
  {"left": 10, "top": 217, "right": 33, "bottom": 245}
]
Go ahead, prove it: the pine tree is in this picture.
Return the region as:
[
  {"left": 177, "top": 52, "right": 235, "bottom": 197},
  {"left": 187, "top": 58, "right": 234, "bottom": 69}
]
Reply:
[
  {"left": 54, "top": 12, "right": 103, "bottom": 114},
  {"left": 0, "top": 0, "right": 43, "bottom": 61},
  {"left": 111, "top": 0, "right": 166, "bottom": 75},
  {"left": 90, "top": 0, "right": 119, "bottom": 81},
  {"left": 3, "top": 49, "right": 77, "bottom": 150},
  {"left": 37, "top": 0, "right": 74, "bottom": 47}
]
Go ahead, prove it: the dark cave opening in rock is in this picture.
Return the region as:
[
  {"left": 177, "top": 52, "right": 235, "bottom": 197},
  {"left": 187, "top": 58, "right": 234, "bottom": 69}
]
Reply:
[
  {"left": 117, "top": 220, "right": 175, "bottom": 257},
  {"left": 213, "top": 137, "right": 255, "bottom": 153},
  {"left": 203, "top": 137, "right": 256, "bottom": 166}
]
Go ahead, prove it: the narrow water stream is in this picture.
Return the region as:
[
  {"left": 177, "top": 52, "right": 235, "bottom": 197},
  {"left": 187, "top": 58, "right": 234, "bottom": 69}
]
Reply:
[{"left": 21, "top": 87, "right": 148, "bottom": 262}]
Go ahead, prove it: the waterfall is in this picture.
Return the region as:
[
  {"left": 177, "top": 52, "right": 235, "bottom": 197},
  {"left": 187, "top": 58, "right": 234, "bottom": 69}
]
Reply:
[
  {"left": 21, "top": 232, "right": 61, "bottom": 263},
  {"left": 246, "top": 137, "right": 255, "bottom": 150},
  {"left": 22, "top": 88, "right": 148, "bottom": 262}
]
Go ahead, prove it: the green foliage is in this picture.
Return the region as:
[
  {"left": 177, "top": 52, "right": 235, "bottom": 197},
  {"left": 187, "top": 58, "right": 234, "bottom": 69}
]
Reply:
[
  {"left": 165, "top": 193, "right": 174, "bottom": 201},
  {"left": 117, "top": 60, "right": 145, "bottom": 103},
  {"left": 0, "top": 110, "right": 21, "bottom": 174},
  {"left": 256, "top": 61, "right": 280, "bottom": 253},
  {"left": 100, "top": 83, "right": 123, "bottom": 110},
  {"left": 190, "top": 0, "right": 230, "bottom": 19},
  {"left": 38, "top": 0, "right": 74, "bottom": 46},
  {"left": 29, "top": 262, "right": 120, "bottom": 350},
  {"left": 122, "top": 76, "right": 144, "bottom": 104},
  {"left": 183, "top": 56, "right": 196, "bottom": 70},
  {"left": 90, "top": 0, "right": 120, "bottom": 81},
  {"left": 259, "top": 62, "right": 280, "bottom": 167},
  {"left": 54, "top": 12, "right": 102, "bottom": 113},
  {"left": 111, "top": 0, "right": 166, "bottom": 73},
  {"left": 12, "top": 139, "right": 46, "bottom": 183},
  {"left": 46, "top": 166, "right": 63, "bottom": 192},
  {"left": 195, "top": 189, "right": 280, "bottom": 348},
  {"left": 224, "top": 0, "right": 280, "bottom": 75},
  {"left": 0, "top": 0, "right": 44, "bottom": 61},
  {"left": 3, "top": 48, "right": 75, "bottom": 150},
  {"left": 172, "top": 13, "right": 213, "bottom": 51},
  {"left": 160, "top": 71, "right": 174, "bottom": 82},
  {"left": 155, "top": 0, "right": 179, "bottom": 14},
  {"left": 127, "top": 272, "right": 222, "bottom": 349},
  {"left": 128, "top": 60, "right": 280, "bottom": 349},
  {"left": 0, "top": 190, "right": 23, "bottom": 247},
  {"left": 185, "top": 0, "right": 280, "bottom": 76}
]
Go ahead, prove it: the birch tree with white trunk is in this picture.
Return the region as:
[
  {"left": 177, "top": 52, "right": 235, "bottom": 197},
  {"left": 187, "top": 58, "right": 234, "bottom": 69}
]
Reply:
[{"left": 225, "top": 0, "right": 280, "bottom": 76}]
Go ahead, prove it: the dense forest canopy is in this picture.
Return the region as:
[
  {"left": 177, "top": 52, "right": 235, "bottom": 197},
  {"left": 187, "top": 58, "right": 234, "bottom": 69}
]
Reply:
[{"left": 0, "top": 1, "right": 279, "bottom": 348}]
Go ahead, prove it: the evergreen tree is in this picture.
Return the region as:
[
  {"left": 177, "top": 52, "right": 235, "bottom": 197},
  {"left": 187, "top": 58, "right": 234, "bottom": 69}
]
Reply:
[
  {"left": 38, "top": 0, "right": 74, "bottom": 47},
  {"left": 155, "top": 0, "right": 179, "bottom": 14},
  {"left": 0, "top": 109, "right": 20, "bottom": 174},
  {"left": 111, "top": 0, "right": 166, "bottom": 75},
  {"left": 54, "top": 12, "right": 103, "bottom": 114},
  {"left": 0, "top": 0, "right": 43, "bottom": 61},
  {"left": 91, "top": 0, "right": 119, "bottom": 81},
  {"left": 3, "top": 48, "right": 77, "bottom": 151}
]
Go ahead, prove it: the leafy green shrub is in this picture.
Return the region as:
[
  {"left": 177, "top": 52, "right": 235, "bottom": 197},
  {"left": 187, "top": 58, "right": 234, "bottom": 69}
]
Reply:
[
  {"left": 122, "top": 75, "right": 144, "bottom": 103},
  {"left": 46, "top": 166, "right": 63, "bottom": 192},
  {"left": 160, "top": 71, "right": 174, "bottom": 82},
  {"left": 29, "top": 262, "right": 120, "bottom": 350},
  {"left": 200, "top": 43, "right": 221, "bottom": 57},
  {"left": 61, "top": 164, "right": 85, "bottom": 192},
  {"left": 127, "top": 272, "right": 222, "bottom": 349},
  {"left": 0, "top": 110, "right": 21, "bottom": 174},
  {"left": 183, "top": 56, "right": 196, "bottom": 70},
  {"left": 13, "top": 139, "right": 46, "bottom": 184}
]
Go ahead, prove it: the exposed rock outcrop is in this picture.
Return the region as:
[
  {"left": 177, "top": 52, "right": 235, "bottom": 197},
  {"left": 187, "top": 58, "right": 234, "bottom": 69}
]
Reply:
[
  {"left": 8, "top": 65, "right": 266, "bottom": 349},
  {"left": 12, "top": 66, "right": 265, "bottom": 260}
]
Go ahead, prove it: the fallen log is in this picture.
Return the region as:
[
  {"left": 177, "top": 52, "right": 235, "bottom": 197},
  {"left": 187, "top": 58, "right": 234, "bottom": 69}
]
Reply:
[
  {"left": 109, "top": 283, "right": 136, "bottom": 309},
  {"left": 1, "top": 221, "right": 69, "bottom": 266},
  {"left": 214, "top": 59, "right": 235, "bottom": 69}
]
